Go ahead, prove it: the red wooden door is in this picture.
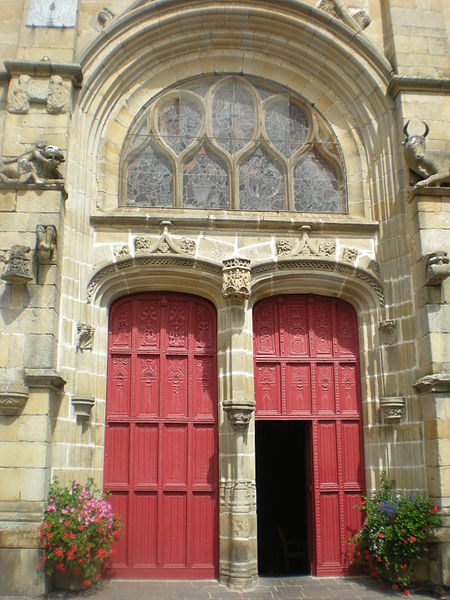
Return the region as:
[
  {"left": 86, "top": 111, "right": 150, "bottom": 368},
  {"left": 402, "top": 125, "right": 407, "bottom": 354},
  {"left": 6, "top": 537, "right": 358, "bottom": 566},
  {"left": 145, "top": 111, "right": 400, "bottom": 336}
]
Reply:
[
  {"left": 105, "top": 293, "right": 218, "bottom": 578},
  {"left": 254, "top": 295, "right": 364, "bottom": 575}
]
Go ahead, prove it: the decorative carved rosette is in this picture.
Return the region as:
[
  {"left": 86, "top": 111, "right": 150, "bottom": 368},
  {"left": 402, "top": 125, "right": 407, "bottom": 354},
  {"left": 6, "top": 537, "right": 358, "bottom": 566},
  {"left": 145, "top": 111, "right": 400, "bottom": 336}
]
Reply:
[
  {"left": 222, "top": 258, "right": 251, "bottom": 300},
  {"left": 380, "top": 396, "right": 405, "bottom": 423},
  {"left": 223, "top": 400, "right": 255, "bottom": 430},
  {"left": 426, "top": 251, "right": 449, "bottom": 285}
]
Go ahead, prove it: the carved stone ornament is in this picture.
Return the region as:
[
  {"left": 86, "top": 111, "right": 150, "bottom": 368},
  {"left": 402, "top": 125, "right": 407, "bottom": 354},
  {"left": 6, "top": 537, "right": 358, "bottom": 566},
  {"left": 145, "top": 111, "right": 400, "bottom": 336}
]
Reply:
[
  {"left": 0, "top": 385, "right": 29, "bottom": 415},
  {"left": 46, "top": 75, "right": 69, "bottom": 114},
  {"left": 379, "top": 319, "right": 398, "bottom": 345},
  {"left": 0, "top": 139, "right": 64, "bottom": 184},
  {"left": 114, "top": 245, "right": 130, "bottom": 259},
  {"left": 402, "top": 121, "right": 450, "bottom": 188},
  {"left": 350, "top": 9, "right": 371, "bottom": 29},
  {"left": 97, "top": 7, "right": 115, "bottom": 27},
  {"left": 413, "top": 372, "right": 450, "bottom": 394},
  {"left": 1, "top": 245, "right": 32, "bottom": 284},
  {"left": 7, "top": 74, "right": 31, "bottom": 113},
  {"left": 276, "top": 226, "right": 336, "bottom": 259},
  {"left": 426, "top": 251, "right": 449, "bottom": 285},
  {"left": 77, "top": 323, "right": 95, "bottom": 350},
  {"left": 317, "top": 0, "right": 370, "bottom": 30},
  {"left": 223, "top": 400, "right": 255, "bottom": 431},
  {"left": 342, "top": 247, "right": 359, "bottom": 264},
  {"left": 71, "top": 395, "right": 95, "bottom": 420},
  {"left": 222, "top": 258, "right": 251, "bottom": 300},
  {"left": 7, "top": 73, "right": 68, "bottom": 115},
  {"left": 36, "top": 224, "right": 57, "bottom": 263},
  {"left": 134, "top": 222, "right": 196, "bottom": 256},
  {"left": 368, "top": 259, "right": 382, "bottom": 279},
  {"left": 380, "top": 396, "right": 405, "bottom": 422}
]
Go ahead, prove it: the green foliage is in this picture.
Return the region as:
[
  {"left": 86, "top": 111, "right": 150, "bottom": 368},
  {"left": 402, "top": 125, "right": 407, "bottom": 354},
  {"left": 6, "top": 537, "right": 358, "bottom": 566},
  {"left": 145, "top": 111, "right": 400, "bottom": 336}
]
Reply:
[
  {"left": 36, "top": 478, "right": 122, "bottom": 588},
  {"left": 349, "top": 473, "right": 441, "bottom": 596}
]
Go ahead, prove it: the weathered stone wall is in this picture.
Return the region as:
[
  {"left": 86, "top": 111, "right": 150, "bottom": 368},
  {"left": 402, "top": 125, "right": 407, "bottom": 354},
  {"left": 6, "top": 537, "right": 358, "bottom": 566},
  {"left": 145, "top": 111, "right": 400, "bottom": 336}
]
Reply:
[{"left": 0, "top": 0, "right": 448, "bottom": 595}]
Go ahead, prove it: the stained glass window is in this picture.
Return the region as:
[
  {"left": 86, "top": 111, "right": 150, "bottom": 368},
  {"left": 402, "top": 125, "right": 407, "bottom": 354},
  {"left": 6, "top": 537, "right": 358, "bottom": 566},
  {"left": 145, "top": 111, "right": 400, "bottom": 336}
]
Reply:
[
  {"left": 294, "top": 152, "right": 341, "bottom": 213},
  {"left": 212, "top": 81, "right": 255, "bottom": 154},
  {"left": 123, "top": 76, "right": 345, "bottom": 213},
  {"left": 158, "top": 96, "right": 202, "bottom": 154},
  {"left": 183, "top": 147, "right": 229, "bottom": 208},
  {"left": 126, "top": 143, "right": 173, "bottom": 207},
  {"left": 239, "top": 148, "right": 284, "bottom": 211}
]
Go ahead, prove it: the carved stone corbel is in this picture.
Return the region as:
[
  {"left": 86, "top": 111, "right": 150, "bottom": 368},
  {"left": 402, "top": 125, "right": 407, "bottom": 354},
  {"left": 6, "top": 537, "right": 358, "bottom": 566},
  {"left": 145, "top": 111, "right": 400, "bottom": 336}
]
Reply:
[
  {"left": 426, "top": 251, "right": 449, "bottom": 285},
  {"left": 77, "top": 323, "right": 95, "bottom": 350},
  {"left": 36, "top": 225, "right": 57, "bottom": 263},
  {"left": 0, "top": 385, "right": 29, "bottom": 415},
  {"left": 379, "top": 396, "right": 405, "bottom": 422},
  {"left": 223, "top": 400, "right": 255, "bottom": 431},
  {"left": 1, "top": 245, "right": 32, "bottom": 284},
  {"left": 379, "top": 319, "right": 398, "bottom": 345},
  {"left": 71, "top": 395, "right": 95, "bottom": 420},
  {"left": 222, "top": 258, "right": 251, "bottom": 300}
]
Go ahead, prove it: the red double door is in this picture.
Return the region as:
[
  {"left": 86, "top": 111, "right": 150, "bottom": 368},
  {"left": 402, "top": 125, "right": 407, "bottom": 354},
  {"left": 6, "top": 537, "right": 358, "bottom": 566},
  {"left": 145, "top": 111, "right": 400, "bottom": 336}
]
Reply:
[
  {"left": 254, "top": 295, "right": 365, "bottom": 575},
  {"left": 104, "top": 294, "right": 218, "bottom": 578}
]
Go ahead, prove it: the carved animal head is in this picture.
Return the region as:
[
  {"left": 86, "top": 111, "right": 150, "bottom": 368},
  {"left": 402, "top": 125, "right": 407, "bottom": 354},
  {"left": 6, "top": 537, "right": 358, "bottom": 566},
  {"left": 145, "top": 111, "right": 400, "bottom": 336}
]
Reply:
[
  {"left": 402, "top": 121, "right": 429, "bottom": 159},
  {"left": 43, "top": 145, "right": 65, "bottom": 164}
]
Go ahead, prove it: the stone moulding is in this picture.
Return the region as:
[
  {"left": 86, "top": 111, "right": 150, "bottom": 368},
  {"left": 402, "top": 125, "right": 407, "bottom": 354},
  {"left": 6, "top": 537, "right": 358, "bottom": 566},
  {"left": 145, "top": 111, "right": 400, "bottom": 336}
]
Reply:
[
  {"left": 24, "top": 368, "right": 66, "bottom": 390},
  {"left": 3, "top": 60, "right": 83, "bottom": 88},
  {"left": 379, "top": 396, "right": 405, "bottom": 422},
  {"left": 86, "top": 254, "right": 222, "bottom": 304},
  {"left": 0, "top": 386, "right": 29, "bottom": 415},
  {"left": 222, "top": 400, "right": 255, "bottom": 431},
  {"left": 71, "top": 396, "right": 95, "bottom": 419}
]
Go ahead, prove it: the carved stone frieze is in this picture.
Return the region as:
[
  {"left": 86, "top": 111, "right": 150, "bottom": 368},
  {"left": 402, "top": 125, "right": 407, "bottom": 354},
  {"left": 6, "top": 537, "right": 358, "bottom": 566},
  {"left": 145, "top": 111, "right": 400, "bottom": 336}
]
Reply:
[
  {"left": 276, "top": 227, "right": 336, "bottom": 259},
  {"left": 0, "top": 385, "right": 29, "bottom": 415},
  {"left": 379, "top": 319, "right": 398, "bottom": 345},
  {"left": 426, "top": 251, "right": 449, "bottom": 285},
  {"left": 223, "top": 400, "right": 255, "bottom": 430},
  {"left": 380, "top": 396, "right": 405, "bottom": 422},
  {"left": 77, "top": 323, "right": 95, "bottom": 350},
  {"left": 36, "top": 225, "right": 57, "bottom": 263},
  {"left": 341, "top": 247, "right": 358, "bottom": 264},
  {"left": 1, "top": 245, "right": 32, "bottom": 284},
  {"left": 222, "top": 258, "right": 251, "bottom": 300},
  {"left": 0, "top": 140, "right": 64, "bottom": 185},
  {"left": 7, "top": 73, "right": 69, "bottom": 114},
  {"left": 134, "top": 222, "right": 196, "bottom": 257}
]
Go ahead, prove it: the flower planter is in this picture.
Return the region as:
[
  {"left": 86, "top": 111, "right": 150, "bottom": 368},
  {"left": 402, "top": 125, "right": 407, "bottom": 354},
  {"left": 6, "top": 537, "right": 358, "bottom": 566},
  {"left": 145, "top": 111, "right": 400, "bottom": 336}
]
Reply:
[{"left": 52, "top": 570, "right": 90, "bottom": 591}]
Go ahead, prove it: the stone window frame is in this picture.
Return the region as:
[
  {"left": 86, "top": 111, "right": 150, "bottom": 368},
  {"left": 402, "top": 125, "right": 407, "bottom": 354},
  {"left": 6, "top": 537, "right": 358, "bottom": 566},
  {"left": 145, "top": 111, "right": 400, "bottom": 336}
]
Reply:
[{"left": 120, "top": 75, "right": 347, "bottom": 214}]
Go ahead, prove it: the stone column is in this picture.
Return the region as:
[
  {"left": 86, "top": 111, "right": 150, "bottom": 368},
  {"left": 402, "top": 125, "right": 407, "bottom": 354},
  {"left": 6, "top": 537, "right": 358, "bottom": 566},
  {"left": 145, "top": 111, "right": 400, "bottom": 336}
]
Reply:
[{"left": 219, "top": 259, "right": 258, "bottom": 588}]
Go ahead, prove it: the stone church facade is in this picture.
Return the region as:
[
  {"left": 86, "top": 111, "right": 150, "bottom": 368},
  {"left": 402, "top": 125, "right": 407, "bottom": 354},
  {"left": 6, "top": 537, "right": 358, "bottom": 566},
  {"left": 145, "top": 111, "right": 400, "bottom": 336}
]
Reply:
[{"left": 0, "top": 0, "right": 449, "bottom": 596}]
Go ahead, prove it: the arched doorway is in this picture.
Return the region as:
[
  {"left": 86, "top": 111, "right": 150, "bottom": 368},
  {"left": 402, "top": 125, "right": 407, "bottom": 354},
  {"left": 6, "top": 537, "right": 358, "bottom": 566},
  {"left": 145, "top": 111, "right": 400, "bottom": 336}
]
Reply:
[
  {"left": 254, "top": 295, "right": 364, "bottom": 576},
  {"left": 104, "top": 293, "right": 218, "bottom": 578}
]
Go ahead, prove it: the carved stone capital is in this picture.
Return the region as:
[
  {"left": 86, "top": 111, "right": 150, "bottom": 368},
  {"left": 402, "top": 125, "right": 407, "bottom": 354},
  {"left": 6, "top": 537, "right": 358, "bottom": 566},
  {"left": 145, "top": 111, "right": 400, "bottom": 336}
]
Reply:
[
  {"left": 223, "top": 400, "right": 255, "bottom": 430},
  {"left": 1, "top": 245, "right": 32, "bottom": 284},
  {"left": 426, "top": 251, "right": 449, "bottom": 285},
  {"left": 0, "top": 385, "right": 29, "bottom": 415},
  {"left": 380, "top": 396, "right": 405, "bottom": 422},
  {"left": 379, "top": 319, "right": 398, "bottom": 344},
  {"left": 222, "top": 258, "right": 251, "bottom": 300},
  {"left": 71, "top": 395, "right": 95, "bottom": 419},
  {"left": 36, "top": 224, "right": 57, "bottom": 263},
  {"left": 77, "top": 323, "right": 95, "bottom": 350}
]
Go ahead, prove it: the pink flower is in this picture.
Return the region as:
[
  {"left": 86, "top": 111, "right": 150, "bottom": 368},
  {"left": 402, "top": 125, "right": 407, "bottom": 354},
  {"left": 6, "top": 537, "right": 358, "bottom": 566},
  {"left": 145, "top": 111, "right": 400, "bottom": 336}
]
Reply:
[{"left": 410, "top": 535, "right": 416, "bottom": 543}]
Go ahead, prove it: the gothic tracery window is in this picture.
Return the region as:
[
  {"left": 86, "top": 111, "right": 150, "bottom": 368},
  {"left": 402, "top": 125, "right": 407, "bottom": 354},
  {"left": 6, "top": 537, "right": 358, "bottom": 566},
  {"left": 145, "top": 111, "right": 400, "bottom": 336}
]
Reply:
[{"left": 123, "top": 76, "right": 345, "bottom": 213}]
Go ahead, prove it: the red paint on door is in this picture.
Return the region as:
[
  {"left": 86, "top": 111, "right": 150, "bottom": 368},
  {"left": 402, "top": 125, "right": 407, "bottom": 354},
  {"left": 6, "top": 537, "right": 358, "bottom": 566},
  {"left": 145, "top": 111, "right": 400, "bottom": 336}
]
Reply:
[
  {"left": 254, "top": 295, "right": 364, "bottom": 575},
  {"left": 105, "top": 294, "right": 218, "bottom": 578}
]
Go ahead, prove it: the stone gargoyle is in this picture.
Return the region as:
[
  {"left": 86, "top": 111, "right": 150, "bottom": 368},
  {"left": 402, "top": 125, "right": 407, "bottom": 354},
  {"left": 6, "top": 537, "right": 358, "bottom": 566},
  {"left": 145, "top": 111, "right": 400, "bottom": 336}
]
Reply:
[
  {"left": 0, "top": 140, "right": 65, "bottom": 184},
  {"left": 402, "top": 121, "right": 450, "bottom": 188}
]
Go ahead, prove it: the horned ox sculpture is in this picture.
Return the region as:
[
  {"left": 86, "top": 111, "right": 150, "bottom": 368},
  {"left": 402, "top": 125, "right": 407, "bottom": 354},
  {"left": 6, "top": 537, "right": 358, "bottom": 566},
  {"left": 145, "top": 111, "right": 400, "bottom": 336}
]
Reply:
[{"left": 402, "top": 121, "right": 450, "bottom": 188}]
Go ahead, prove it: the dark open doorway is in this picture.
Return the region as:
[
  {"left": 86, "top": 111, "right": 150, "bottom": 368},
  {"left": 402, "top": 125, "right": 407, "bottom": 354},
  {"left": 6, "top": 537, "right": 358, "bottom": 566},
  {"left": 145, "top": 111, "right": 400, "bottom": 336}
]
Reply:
[{"left": 256, "top": 421, "right": 311, "bottom": 576}]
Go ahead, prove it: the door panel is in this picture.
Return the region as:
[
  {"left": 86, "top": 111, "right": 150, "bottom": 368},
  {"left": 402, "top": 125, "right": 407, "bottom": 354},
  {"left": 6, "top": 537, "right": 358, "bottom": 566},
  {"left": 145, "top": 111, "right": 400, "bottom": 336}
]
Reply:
[
  {"left": 105, "top": 293, "right": 218, "bottom": 578},
  {"left": 254, "top": 295, "right": 364, "bottom": 576}
]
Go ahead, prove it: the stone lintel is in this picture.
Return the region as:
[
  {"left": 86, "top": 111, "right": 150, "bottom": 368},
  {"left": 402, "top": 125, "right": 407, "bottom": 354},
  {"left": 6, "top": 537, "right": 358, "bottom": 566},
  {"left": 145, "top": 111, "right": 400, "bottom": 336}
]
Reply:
[
  {"left": 3, "top": 60, "right": 82, "bottom": 87},
  {"left": 24, "top": 368, "right": 66, "bottom": 390},
  {"left": 387, "top": 76, "right": 450, "bottom": 98},
  {"left": 413, "top": 372, "right": 450, "bottom": 394}
]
